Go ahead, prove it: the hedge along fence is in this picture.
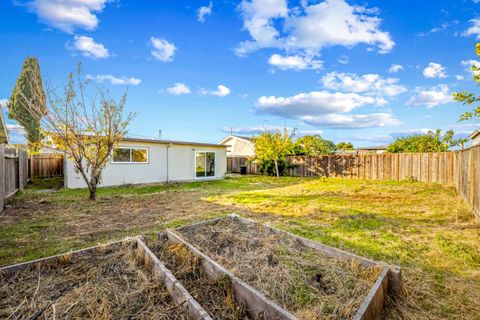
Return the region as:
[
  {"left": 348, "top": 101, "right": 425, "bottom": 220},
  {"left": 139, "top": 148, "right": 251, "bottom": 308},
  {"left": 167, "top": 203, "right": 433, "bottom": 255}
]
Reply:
[{"left": 227, "top": 144, "right": 480, "bottom": 218}]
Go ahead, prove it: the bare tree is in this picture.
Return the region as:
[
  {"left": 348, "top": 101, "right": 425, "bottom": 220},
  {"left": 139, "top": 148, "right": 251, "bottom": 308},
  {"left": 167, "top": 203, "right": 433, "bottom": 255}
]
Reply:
[{"left": 21, "top": 63, "right": 134, "bottom": 200}]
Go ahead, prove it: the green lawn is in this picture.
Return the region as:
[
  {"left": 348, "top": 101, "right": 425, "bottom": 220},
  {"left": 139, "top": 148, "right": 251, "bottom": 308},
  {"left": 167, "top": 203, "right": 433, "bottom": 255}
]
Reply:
[{"left": 1, "top": 176, "right": 478, "bottom": 319}]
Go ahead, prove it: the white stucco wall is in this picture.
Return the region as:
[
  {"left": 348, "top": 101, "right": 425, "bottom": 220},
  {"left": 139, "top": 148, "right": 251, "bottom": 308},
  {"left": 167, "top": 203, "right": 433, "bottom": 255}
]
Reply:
[
  {"left": 64, "top": 141, "right": 227, "bottom": 188},
  {"left": 221, "top": 136, "right": 254, "bottom": 157},
  {"left": 473, "top": 135, "right": 480, "bottom": 146}
]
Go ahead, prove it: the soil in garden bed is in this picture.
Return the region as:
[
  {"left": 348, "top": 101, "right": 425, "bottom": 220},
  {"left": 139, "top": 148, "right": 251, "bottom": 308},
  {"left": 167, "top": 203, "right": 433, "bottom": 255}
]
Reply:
[
  {"left": 0, "top": 242, "right": 189, "bottom": 319},
  {"left": 177, "top": 218, "right": 383, "bottom": 320},
  {"left": 152, "top": 239, "right": 249, "bottom": 320}
]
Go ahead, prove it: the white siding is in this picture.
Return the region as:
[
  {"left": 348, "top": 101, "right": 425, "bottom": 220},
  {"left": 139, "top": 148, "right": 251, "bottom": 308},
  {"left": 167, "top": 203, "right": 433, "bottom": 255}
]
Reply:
[
  {"left": 221, "top": 136, "right": 254, "bottom": 157},
  {"left": 472, "top": 135, "right": 480, "bottom": 146},
  {"left": 64, "top": 141, "right": 227, "bottom": 188}
]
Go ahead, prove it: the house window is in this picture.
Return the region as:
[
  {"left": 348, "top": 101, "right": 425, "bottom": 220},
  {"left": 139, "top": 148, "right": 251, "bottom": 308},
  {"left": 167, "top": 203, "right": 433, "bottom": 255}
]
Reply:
[
  {"left": 196, "top": 152, "right": 215, "bottom": 178},
  {"left": 112, "top": 147, "right": 148, "bottom": 163}
]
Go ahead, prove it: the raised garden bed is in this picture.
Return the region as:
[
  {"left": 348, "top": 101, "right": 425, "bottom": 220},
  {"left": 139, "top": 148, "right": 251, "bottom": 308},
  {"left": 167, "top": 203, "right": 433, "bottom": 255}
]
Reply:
[
  {"left": 156, "top": 232, "right": 294, "bottom": 319},
  {"left": 0, "top": 216, "right": 401, "bottom": 320},
  {"left": 0, "top": 238, "right": 210, "bottom": 320},
  {"left": 174, "top": 215, "right": 401, "bottom": 320},
  {"left": 152, "top": 237, "right": 249, "bottom": 319}
]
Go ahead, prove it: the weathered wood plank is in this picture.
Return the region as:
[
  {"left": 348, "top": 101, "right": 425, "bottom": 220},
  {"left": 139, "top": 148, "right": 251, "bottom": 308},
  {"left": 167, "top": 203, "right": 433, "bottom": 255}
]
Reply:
[{"left": 226, "top": 146, "right": 480, "bottom": 219}]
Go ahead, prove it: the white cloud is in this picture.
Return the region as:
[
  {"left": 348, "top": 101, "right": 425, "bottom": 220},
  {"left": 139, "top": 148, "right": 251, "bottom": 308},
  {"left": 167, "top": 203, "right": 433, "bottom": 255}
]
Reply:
[
  {"left": 456, "top": 75, "right": 465, "bottom": 80},
  {"left": 388, "top": 64, "right": 403, "bottom": 73},
  {"left": 423, "top": 62, "right": 446, "bottom": 78},
  {"left": 150, "top": 37, "right": 176, "bottom": 62},
  {"left": 166, "top": 83, "right": 191, "bottom": 95},
  {"left": 461, "top": 59, "right": 480, "bottom": 77},
  {"left": 406, "top": 85, "right": 453, "bottom": 108},
  {"left": 200, "top": 85, "right": 231, "bottom": 97},
  {"left": 418, "top": 21, "right": 458, "bottom": 37},
  {"left": 236, "top": 0, "right": 288, "bottom": 56},
  {"left": 298, "top": 129, "right": 324, "bottom": 136},
  {"left": 197, "top": 2, "right": 213, "bottom": 23},
  {"left": 348, "top": 134, "right": 393, "bottom": 144},
  {"left": 222, "top": 125, "right": 288, "bottom": 135},
  {"left": 70, "top": 35, "right": 109, "bottom": 59},
  {"left": 268, "top": 53, "right": 322, "bottom": 71},
  {"left": 285, "top": 0, "right": 394, "bottom": 53},
  {"left": 6, "top": 123, "right": 26, "bottom": 135},
  {"left": 301, "top": 113, "right": 401, "bottom": 129},
  {"left": 256, "top": 90, "right": 386, "bottom": 118},
  {"left": 236, "top": 0, "right": 394, "bottom": 59},
  {"left": 350, "top": 128, "right": 434, "bottom": 144},
  {"left": 463, "top": 19, "right": 480, "bottom": 39},
  {"left": 337, "top": 55, "right": 349, "bottom": 64},
  {"left": 24, "top": 0, "right": 111, "bottom": 33},
  {"left": 88, "top": 74, "right": 141, "bottom": 86},
  {"left": 0, "top": 99, "right": 8, "bottom": 111},
  {"left": 321, "top": 72, "right": 407, "bottom": 97},
  {"left": 390, "top": 128, "right": 433, "bottom": 138}
]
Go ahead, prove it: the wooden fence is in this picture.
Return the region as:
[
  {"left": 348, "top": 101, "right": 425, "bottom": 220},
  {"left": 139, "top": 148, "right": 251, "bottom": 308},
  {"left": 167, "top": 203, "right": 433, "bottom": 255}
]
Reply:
[
  {"left": 0, "top": 145, "right": 29, "bottom": 211},
  {"left": 31, "top": 154, "right": 64, "bottom": 178},
  {"left": 227, "top": 145, "right": 480, "bottom": 218}
]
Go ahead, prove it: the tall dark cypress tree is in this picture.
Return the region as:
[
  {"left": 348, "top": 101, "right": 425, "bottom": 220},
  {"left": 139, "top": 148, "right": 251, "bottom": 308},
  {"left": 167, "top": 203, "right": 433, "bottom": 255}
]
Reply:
[{"left": 8, "top": 57, "right": 46, "bottom": 148}]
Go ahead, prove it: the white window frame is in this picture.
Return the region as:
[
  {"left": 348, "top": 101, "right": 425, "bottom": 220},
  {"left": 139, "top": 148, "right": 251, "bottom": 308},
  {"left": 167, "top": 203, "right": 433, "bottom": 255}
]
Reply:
[
  {"left": 111, "top": 146, "right": 149, "bottom": 164},
  {"left": 194, "top": 151, "right": 216, "bottom": 179}
]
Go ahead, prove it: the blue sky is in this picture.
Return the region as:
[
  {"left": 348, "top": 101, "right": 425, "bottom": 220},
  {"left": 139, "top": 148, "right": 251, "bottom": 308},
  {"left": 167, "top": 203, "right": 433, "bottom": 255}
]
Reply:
[{"left": 0, "top": 0, "right": 479, "bottom": 146}]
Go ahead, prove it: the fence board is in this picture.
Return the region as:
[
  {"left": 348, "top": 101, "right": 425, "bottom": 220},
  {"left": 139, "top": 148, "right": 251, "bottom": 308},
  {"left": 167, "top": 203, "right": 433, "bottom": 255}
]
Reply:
[
  {"left": 32, "top": 154, "right": 64, "bottom": 178},
  {"left": 227, "top": 145, "right": 480, "bottom": 218}
]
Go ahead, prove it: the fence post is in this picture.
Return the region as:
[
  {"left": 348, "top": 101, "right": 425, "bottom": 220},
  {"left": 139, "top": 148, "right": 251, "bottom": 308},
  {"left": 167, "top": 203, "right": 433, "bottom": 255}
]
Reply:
[
  {"left": 0, "top": 146, "right": 4, "bottom": 211},
  {"left": 18, "top": 149, "right": 26, "bottom": 190}
]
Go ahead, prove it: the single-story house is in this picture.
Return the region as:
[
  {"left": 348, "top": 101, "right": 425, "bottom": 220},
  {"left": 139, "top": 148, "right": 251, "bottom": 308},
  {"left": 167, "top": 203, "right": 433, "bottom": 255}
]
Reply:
[
  {"left": 469, "top": 130, "right": 480, "bottom": 146},
  {"left": 219, "top": 135, "right": 255, "bottom": 157},
  {"left": 0, "top": 108, "right": 10, "bottom": 144},
  {"left": 64, "top": 137, "right": 227, "bottom": 189},
  {"left": 357, "top": 145, "right": 388, "bottom": 154}
]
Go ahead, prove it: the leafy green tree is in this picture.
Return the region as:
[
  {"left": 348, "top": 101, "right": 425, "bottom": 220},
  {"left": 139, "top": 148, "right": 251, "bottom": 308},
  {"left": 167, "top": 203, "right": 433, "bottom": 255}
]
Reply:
[
  {"left": 253, "top": 129, "right": 294, "bottom": 178},
  {"left": 294, "top": 135, "right": 336, "bottom": 155},
  {"left": 8, "top": 57, "right": 46, "bottom": 149},
  {"left": 453, "top": 44, "right": 480, "bottom": 122},
  {"left": 336, "top": 142, "right": 354, "bottom": 151},
  {"left": 386, "top": 129, "right": 461, "bottom": 153}
]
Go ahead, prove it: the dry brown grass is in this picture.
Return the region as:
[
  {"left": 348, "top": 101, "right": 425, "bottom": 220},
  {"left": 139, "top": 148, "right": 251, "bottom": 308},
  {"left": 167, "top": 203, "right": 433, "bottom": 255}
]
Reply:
[
  {"left": 1, "top": 176, "right": 478, "bottom": 319},
  {"left": 0, "top": 242, "right": 189, "bottom": 319},
  {"left": 153, "top": 240, "right": 248, "bottom": 319},
  {"left": 178, "top": 218, "right": 383, "bottom": 320}
]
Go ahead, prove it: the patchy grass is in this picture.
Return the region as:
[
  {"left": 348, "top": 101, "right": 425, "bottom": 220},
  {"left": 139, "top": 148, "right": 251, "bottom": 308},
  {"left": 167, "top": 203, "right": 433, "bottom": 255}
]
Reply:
[{"left": 0, "top": 175, "right": 478, "bottom": 319}]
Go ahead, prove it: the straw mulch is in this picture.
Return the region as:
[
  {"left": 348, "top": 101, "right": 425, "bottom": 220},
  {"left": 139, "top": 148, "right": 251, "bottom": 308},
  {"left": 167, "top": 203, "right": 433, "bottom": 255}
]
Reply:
[
  {"left": 0, "top": 242, "right": 189, "bottom": 319},
  {"left": 153, "top": 240, "right": 248, "bottom": 320},
  {"left": 178, "top": 218, "right": 383, "bottom": 320}
]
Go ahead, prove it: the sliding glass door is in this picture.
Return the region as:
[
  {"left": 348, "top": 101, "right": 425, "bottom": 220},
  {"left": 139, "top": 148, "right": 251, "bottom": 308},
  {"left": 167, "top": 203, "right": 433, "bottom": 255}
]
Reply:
[{"left": 196, "top": 152, "right": 215, "bottom": 178}]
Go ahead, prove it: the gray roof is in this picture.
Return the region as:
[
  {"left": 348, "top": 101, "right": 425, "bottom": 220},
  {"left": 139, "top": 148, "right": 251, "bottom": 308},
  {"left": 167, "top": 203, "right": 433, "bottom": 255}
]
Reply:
[
  {"left": 357, "top": 144, "right": 389, "bottom": 150},
  {"left": 123, "top": 136, "right": 226, "bottom": 148}
]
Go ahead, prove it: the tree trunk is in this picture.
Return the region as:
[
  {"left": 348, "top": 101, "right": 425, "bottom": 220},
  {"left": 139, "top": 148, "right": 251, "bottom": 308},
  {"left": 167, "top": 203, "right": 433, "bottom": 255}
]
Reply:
[
  {"left": 274, "top": 159, "right": 279, "bottom": 179},
  {"left": 88, "top": 171, "right": 100, "bottom": 201},
  {"left": 89, "top": 188, "right": 96, "bottom": 201}
]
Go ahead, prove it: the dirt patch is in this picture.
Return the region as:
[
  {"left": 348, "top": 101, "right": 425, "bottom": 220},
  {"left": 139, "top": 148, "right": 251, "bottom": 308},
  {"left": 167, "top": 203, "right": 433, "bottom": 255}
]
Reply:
[
  {"left": 152, "top": 239, "right": 248, "bottom": 319},
  {"left": 178, "top": 218, "right": 382, "bottom": 320},
  {"left": 0, "top": 242, "right": 189, "bottom": 319}
]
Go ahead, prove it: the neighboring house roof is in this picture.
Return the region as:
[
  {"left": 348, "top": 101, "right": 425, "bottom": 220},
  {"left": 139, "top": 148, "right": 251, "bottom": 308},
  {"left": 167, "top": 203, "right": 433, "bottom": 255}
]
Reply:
[
  {"left": 122, "top": 136, "right": 227, "bottom": 148},
  {"left": 218, "top": 135, "right": 254, "bottom": 145},
  {"left": 357, "top": 145, "right": 389, "bottom": 150},
  {"left": 0, "top": 109, "right": 9, "bottom": 144},
  {"left": 469, "top": 130, "right": 480, "bottom": 140}
]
